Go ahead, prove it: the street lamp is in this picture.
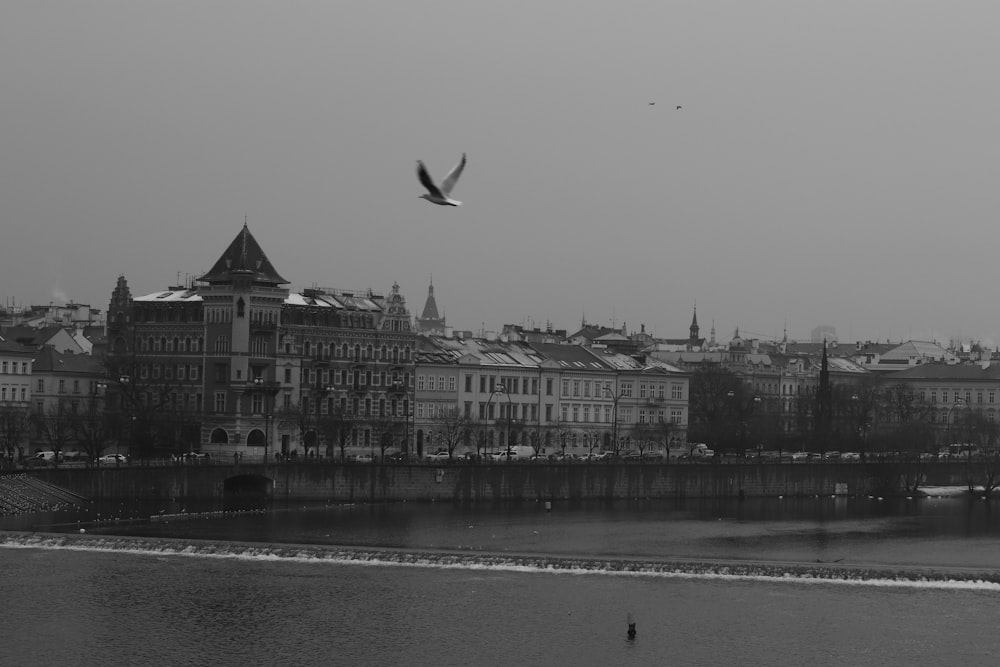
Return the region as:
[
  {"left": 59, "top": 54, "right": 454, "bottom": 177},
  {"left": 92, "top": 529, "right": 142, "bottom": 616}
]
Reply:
[
  {"left": 603, "top": 384, "right": 624, "bottom": 455},
  {"left": 253, "top": 377, "right": 280, "bottom": 464},
  {"left": 118, "top": 375, "right": 132, "bottom": 457},
  {"left": 485, "top": 383, "right": 509, "bottom": 456},
  {"left": 947, "top": 398, "right": 967, "bottom": 452},
  {"left": 390, "top": 380, "right": 409, "bottom": 457}
]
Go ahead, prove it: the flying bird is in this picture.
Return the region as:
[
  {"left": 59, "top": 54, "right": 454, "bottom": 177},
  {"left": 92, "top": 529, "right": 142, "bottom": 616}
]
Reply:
[
  {"left": 676, "top": 105, "right": 682, "bottom": 110},
  {"left": 416, "top": 153, "right": 467, "bottom": 206}
]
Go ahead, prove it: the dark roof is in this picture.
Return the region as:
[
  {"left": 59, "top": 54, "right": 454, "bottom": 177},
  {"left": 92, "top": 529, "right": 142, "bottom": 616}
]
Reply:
[
  {"left": 529, "top": 342, "right": 613, "bottom": 369},
  {"left": 0, "top": 339, "right": 35, "bottom": 355},
  {"left": 31, "top": 346, "right": 104, "bottom": 374},
  {"left": 199, "top": 224, "right": 288, "bottom": 285},
  {"left": 0, "top": 325, "right": 64, "bottom": 348},
  {"left": 888, "top": 362, "right": 1000, "bottom": 381}
]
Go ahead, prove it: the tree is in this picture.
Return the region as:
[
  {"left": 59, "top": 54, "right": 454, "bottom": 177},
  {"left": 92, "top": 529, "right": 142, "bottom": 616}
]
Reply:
[
  {"left": 317, "top": 407, "right": 355, "bottom": 461},
  {"left": 629, "top": 422, "right": 660, "bottom": 456},
  {"left": 0, "top": 405, "right": 30, "bottom": 466},
  {"left": 276, "top": 403, "right": 312, "bottom": 457},
  {"left": 688, "top": 363, "right": 744, "bottom": 449},
  {"left": 431, "top": 407, "right": 472, "bottom": 459},
  {"left": 67, "top": 406, "right": 114, "bottom": 461},
  {"left": 32, "top": 403, "right": 74, "bottom": 459},
  {"left": 369, "top": 411, "right": 405, "bottom": 460}
]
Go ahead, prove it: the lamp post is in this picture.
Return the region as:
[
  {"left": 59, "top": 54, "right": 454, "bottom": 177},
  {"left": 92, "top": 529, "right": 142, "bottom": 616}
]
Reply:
[
  {"left": 947, "top": 398, "right": 966, "bottom": 452},
  {"left": 253, "top": 377, "right": 280, "bottom": 464},
  {"left": 603, "top": 385, "right": 624, "bottom": 455},
  {"left": 390, "top": 380, "right": 409, "bottom": 458},
  {"left": 485, "top": 383, "right": 508, "bottom": 456},
  {"left": 118, "top": 374, "right": 132, "bottom": 457}
]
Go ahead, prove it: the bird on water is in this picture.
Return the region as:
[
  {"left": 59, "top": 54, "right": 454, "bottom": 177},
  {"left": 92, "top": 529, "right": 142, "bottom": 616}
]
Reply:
[{"left": 416, "top": 153, "right": 467, "bottom": 206}]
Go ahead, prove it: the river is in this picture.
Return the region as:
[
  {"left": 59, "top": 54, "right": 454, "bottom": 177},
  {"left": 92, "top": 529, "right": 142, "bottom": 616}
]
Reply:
[{"left": 2, "top": 492, "right": 999, "bottom": 665}]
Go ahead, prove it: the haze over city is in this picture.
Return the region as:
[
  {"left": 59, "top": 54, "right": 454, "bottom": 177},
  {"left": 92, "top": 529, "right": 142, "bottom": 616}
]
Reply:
[{"left": 3, "top": 2, "right": 999, "bottom": 346}]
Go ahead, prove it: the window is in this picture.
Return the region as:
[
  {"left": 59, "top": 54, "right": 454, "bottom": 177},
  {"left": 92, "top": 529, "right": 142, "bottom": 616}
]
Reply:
[
  {"left": 546, "top": 379, "right": 553, "bottom": 396},
  {"left": 36, "top": 379, "right": 44, "bottom": 392},
  {"left": 670, "top": 409, "right": 683, "bottom": 424},
  {"left": 284, "top": 368, "right": 292, "bottom": 383},
  {"left": 572, "top": 381, "right": 580, "bottom": 397},
  {"left": 639, "top": 384, "right": 646, "bottom": 399},
  {"left": 562, "top": 380, "right": 569, "bottom": 397},
  {"left": 214, "top": 392, "right": 226, "bottom": 413},
  {"left": 447, "top": 376, "right": 456, "bottom": 392},
  {"left": 58, "top": 379, "right": 65, "bottom": 394},
  {"left": 671, "top": 384, "right": 683, "bottom": 400},
  {"left": 621, "top": 383, "right": 633, "bottom": 398},
  {"left": 417, "top": 375, "right": 426, "bottom": 390}
]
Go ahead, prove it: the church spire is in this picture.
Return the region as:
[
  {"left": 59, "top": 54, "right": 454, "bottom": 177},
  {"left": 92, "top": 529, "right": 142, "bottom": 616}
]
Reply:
[{"left": 689, "top": 304, "right": 700, "bottom": 341}]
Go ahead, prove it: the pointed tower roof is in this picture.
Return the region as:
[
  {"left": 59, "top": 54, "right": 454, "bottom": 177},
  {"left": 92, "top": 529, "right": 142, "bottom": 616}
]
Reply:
[
  {"left": 199, "top": 223, "right": 288, "bottom": 285},
  {"left": 420, "top": 279, "right": 441, "bottom": 320}
]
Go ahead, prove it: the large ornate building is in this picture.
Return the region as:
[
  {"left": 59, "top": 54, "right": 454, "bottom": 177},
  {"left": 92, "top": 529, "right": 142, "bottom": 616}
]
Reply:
[{"left": 107, "top": 224, "right": 416, "bottom": 458}]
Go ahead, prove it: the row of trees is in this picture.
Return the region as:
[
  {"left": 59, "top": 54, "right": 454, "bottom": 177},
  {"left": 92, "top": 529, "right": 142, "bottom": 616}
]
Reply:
[{"left": 686, "top": 363, "right": 1000, "bottom": 456}]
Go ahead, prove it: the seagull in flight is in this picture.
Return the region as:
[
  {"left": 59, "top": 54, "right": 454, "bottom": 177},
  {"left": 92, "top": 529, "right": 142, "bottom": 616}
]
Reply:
[{"left": 417, "top": 153, "right": 466, "bottom": 206}]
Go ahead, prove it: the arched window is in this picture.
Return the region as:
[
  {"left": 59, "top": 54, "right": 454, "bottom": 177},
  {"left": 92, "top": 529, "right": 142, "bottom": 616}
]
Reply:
[
  {"left": 210, "top": 428, "right": 229, "bottom": 444},
  {"left": 246, "top": 429, "right": 265, "bottom": 446}
]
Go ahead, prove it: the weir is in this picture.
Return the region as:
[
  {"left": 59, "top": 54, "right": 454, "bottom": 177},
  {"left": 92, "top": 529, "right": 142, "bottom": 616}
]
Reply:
[
  {"left": 3, "top": 531, "right": 999, "bottom": 590},
  {"left": 17, "top": 461, "right": 983, "bottom": 504}
]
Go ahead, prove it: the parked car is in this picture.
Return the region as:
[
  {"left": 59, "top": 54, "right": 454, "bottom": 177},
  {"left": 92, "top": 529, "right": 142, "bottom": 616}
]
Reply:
[
  {"left": 841, "top": 452, "right": 861, "bottom": 461},
  {"left": 425, "top": 451, "right": 451, "bottom": 461},
  {"left": 790, "top": 452, "right": 810, "bottom": 462},
  {"left": 96, "top": 454, "right": 127, "bottom": 465},
  {"left": 352, "top": 454, "right": 375, "bottom": 463},
  {"left": 823, "top": 451, "right": 841, "bottom": 460}
]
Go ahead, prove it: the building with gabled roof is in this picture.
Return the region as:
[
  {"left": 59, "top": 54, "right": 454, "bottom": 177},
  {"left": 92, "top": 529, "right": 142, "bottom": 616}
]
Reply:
[
  {"left": 0, "top": 325, "right": 83, "bottom": 355},
  {"left": 107, "top": 224, "right": 416, "bottom": 459}
]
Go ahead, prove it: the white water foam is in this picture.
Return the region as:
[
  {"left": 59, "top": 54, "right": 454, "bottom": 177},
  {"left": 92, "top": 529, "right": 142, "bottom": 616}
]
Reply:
[{"left": 3, "top": 532, "right": 998, "bottom": 592}]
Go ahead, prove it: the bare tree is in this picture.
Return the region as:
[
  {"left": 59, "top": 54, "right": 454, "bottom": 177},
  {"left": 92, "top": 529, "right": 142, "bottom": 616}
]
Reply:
[
  {"left": 31, "top": 403, "right": 74, "bottom": 459},
  {"left": 0, "top": 405, "right": 30, "bottom": 466},
  {"left": 276, "top": 403, "right": 312, "bottom": 457},
  {"left": 368, "top": 411, "right": 404, "bottom": 460},
  {"left": 431, "top": 407, "right": 472, "bottom": 459},
  {"left": 318, "top": 407, "right": 354, "bottom": 461}
]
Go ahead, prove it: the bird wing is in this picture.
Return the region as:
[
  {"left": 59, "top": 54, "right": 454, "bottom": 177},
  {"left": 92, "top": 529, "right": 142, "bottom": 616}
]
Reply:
[
  {"left": 439, "top": 153, "right": 466, "bottom": 196},
  {"left": 416, "top": 160, "right": 444, "bottom": 198}
]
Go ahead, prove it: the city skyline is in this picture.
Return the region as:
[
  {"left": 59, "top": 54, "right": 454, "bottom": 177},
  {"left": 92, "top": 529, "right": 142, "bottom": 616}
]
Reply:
[{"left": 3, "top": 3, "right": 1000, "bottom": 347}]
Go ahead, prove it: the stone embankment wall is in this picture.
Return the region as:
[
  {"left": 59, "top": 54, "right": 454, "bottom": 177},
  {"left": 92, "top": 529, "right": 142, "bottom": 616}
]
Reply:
[{"left": 27, "top": 462, "right": 977, "bottom": 503}]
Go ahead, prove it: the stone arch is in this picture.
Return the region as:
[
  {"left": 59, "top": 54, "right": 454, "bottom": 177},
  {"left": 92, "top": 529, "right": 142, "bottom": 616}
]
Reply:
[
  {"left": 246, "top": 429, "right": 265, "bottom": 447},
  {"left": 210, "top": 428, "right": 229, "bottom": 444}
]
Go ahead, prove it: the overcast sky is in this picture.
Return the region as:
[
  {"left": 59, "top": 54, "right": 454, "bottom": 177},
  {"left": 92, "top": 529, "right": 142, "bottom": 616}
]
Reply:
[{"left": 3, "top": 2, "right": 999, "bottom": 346}]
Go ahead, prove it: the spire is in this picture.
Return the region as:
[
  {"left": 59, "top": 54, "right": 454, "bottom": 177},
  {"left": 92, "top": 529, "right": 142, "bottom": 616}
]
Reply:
[
  {"left": 689, "top": 304, "right": 700, "bottom": 341},
  {"left": 420, "top": 280, "right": 441, "bottom": 320},
  {"left": 199, "top": 224, "right": 288, "bottom": 285}
]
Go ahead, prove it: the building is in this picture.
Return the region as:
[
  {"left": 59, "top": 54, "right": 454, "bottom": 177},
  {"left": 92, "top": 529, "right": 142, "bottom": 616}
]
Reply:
[
  {"left": 0, "top": 340, "right": 34, "bottom": 462},
  {"left": 29, "top": 347, "right": 106, "bottom": 455},
  {"left": 108, "top": 224, "right": 417, "bottom": 459},
  {"left": 412, "top": 335, "right": 691, "bottom": 458}
]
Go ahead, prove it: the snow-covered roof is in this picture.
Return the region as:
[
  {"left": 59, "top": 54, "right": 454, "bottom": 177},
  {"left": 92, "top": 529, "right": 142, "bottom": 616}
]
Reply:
[{"left": 133, "top": 289, "right": 203, "bottom": 303}]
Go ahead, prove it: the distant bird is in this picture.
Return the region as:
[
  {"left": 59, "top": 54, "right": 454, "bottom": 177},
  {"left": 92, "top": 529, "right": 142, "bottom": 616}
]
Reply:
[
  {"left": 416, "top": 153, "right": 467, "bottom": 206},
  {"left": 649, "top": 102, "right": 655, "bottom": 106},
  {"left": 676, "top": 106, "right": 682, "bottom": 110}
]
